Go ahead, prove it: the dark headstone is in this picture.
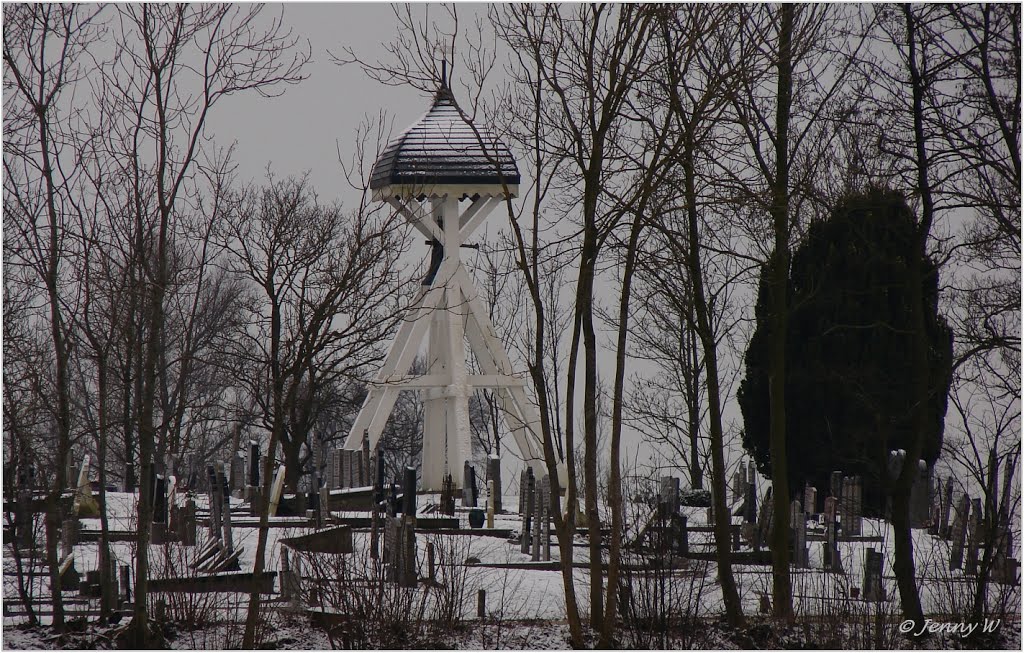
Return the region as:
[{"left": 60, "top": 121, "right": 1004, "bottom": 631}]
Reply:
[
  {"left": 830, "top": 470, "right": 843, "bottom": 501},
  {"left": 154, "top": 475, "right": 168, "bottom": 525},
  {"left": 402, "top": 466, "right": 417, "bottom": 518},
  {"left": 462, "top": 462, "right": 477, "bottom": 507},
  {"left": 521, "top": 468, "right": 535, "bottom": 554},
  {"left": 660, "top": 476, "right": 681, "bottom": 514},
  {"left": 792, "top": 499, "right": 807, "bottom": 567},
  {"left": 863, "top": 548, "right": 884, "bottom": 601},
  {"left": 910, "top": 461, "right": 931, "bottom": 528},
  {"left": 804, "top": 485, "right": 817, "bottom": 515},
  {"left": 249, "top": 441, "right": 260, "bottom": 486},
  {"left": 179, "top": 499, "right": 197, "bottom": 546},
  {"left": 949, "top": 494, "right": 969, "bottom": 571},
  {"left": 440, "top": 472, "right": 456, "bottom": 515},
  {"left": 940, "top": 477, "right": 954, "bottom": 539},
  {"left": 965, "top": 497, "right": 982, "bottom": 575},
  {"left": 487, "top": 455, "right": 502, "bottom": 513},
  {"left": 744, "top": 473, "right": 757, "bottom": 524}
]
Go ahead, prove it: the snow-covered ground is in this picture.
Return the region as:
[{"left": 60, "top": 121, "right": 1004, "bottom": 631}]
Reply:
[{"left": 4, "top": 491, "right": 1020, "bottom": 649}]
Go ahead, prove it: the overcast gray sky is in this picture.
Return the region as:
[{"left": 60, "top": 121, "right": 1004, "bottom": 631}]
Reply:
[{"left": 208, "top": 3, "right": 463, "bottom": 208}]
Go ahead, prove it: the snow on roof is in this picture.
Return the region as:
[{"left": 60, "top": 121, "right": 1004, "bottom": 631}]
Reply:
[{"left": 369, "top": 85, "right": 520, "bottom": 190}]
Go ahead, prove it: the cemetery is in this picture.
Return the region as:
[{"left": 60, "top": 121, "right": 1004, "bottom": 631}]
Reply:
[
  {"left": 4, "top": 440, "right": 1020, "bottom": 648},
  {"left": 3, "top": 3, "right": 1020, "bottom": 650}
]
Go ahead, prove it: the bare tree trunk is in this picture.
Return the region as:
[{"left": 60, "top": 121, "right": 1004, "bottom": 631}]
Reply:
[
  {"left": 578, "top": 218, "right": 605, "bottom": 628},
  {"left": 889, "top": 4, "right": 935, "bottom": 627},
  {"left": 681, "top": 143, "right": 744, "bottom": 627},
  {"left": 686, "top": 323, "right": 703, "bottom": 490},
  {"left": 599, "top": 211, "right": 645, "bottom": 646},
  {"left": 767, "top": 3, "right": 794, "bottom": 622},
  {"left": 96, "top": 360, "right": 115, "bottom": 619},
  {"left": 243, "top": 295, "right": 284, "bottom": 648}
]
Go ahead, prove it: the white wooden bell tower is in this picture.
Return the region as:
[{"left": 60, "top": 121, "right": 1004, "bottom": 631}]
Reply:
[{"left": 341, "top": 83, "right": 545, "bottom": 491}]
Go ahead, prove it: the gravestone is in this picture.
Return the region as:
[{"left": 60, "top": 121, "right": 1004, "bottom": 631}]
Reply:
[
  {"left": 440, "top": 472, "right": 456, "bottom": 515},
  {"left": 230, "top": 453, "right": 243, "bottom": 493},
  {"left": 14, "top": 490, "right": 33, "bottom": 548},
  {"left": 998, "top": 458, "right": 1014, "bottom": 553},
  {"left": 985, "top": 449, "right": 998, "bottom": 528},
  {"left": 152, "top": 474, "right": 169, "bottom": 545},
  {"left": 804, "top": 485, "right": 817, "bottom": 516},
  {"left": 541, "top": 476, "right": 552, "bottom": 561},
  {"left": 220, "top": 468, "right": 234, "bottom": 552},
  {"left": 166, "top": 475, "right": 178, "bottom": 525},
  {"left": 280, "top": 548, "right": 300, "bottom": 607},
  {"left": 830, "top": 470, "right": 843, "bottom": 502},
  {"left": 744, "top": 462, "right": 757, "bottom": 524},
  {"left": 268, "top": 464, "right": 286, "bottom": 517},
  {"left": 841, "top": 475, "right": 862, "bottom": 536},
  {"left": 791, "top": 499, "right": 808, "bottom": 567},
  {"left": 324, "top": 449, "right": 335, "bottom": 489},
  {"left": 119, "top": 565, "right": 131, "bottom": 605},
  {"left": 179, "top": 499, "right": 197, "bottom": 546},
  {"left": 318, "top": 487, "right": 330, "bottom": 527},
  {"left": 949, "top": 493, "right": 969, "bottom": 571},
  {"left": 154, "top": 475, "right": 168, "bottom": 525},
  {"left": 521, "top": 468, "right": 535, "bottom": 554},
  {"left": 349, "top": 448, "right": 360, "bottom": 489},
  {"left": 487, "top": 454, "right": 503, "bottom": 515},
  {"left": 732, "top": 466, "right": 745, "bottom": 504},
  {"left": 992, "top": 556, "right": 1020, "bottom": 585},
  {"left": 660, "top": 476, "right": 681, "bottom": 515},
  {"left": 402, "top": 466, "right": 417, "bottom": 518},
  {"left": 823, "top": 496, "right": 841, "bottom": 571},
  {"left": 824, "top": 496, "right": 838, "bottom": 524},
  {"left": 939, "top": 477, "right": 954, "bottom": 539},
  {"left": 755, "top": 487, "right": 773, "bottom": 550},
  {"left": 862, "top": 548, "right": 884, "bottom": 601},
  {"left": 385, "top": 516, "right": 417, "bottom": 587},
  {"left": 910, "top": 460, "right": 931, "bottom": 528},
  {"left": 340, "top": 449, "right": 350, "bottom": 489},
  {"left": 518, "top": 469, "right": 527, "bottom": 515},
  {"left": 486, "top": 480, "right": 495, "bottom": 528},
  {"left": 249, "top": 441, "right": 260, "bottom": 487},
  {"left": 965, "top": 497, "right": 982, "bottom": 575},
  {"left": 531, "top": 475, "right": 542, "bottom": 561},
  {"left": 824, "top": 520, "right": 842, "bottom": 572},
  {"left": 207, "top": 465, "right": 222, "bottom": 539},
  {"left": 72, "top": 455, "right": 94, "bottom": 516},
  {"left": 463, "top": 461, "right": 477, "bottom": 507},
  {"left": 929, "top": 476, "right": 944, "bottom": 536}
]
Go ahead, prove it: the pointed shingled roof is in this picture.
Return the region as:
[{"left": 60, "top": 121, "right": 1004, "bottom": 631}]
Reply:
[{"left": 369, "top": 85, "right": 520, "bottom": 191}]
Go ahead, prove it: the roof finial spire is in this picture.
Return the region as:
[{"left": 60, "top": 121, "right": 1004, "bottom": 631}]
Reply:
[{"left": 440, "top": 59, "right": 447, "bottom": 88}]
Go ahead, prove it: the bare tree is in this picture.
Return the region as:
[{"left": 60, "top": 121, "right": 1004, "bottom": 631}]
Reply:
[
  {"left": 720, "top": 4, "right": 869, "bottom": 620},
  {"left": 91, "top": 5, "right": 308, "bottom": 643},
  {"left": 851, "top": 3, "right": 972, "bottom": 626},
  {"left": 220, "top": 172, "right": 407, "bottom": 647},
  {"left": 3, "top": 3, "right": 106, "bottom": 631},
  {"left": 498, "top": 6, "right": 658, "bottom": 638},
  {"left": 926, "top": 2, "right": 1020, "bottom": 625}
]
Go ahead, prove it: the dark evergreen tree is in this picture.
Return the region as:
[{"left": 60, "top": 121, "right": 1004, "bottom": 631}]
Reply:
[{"left": 738, "top": 188, "right": 953, "bottom": 514}]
